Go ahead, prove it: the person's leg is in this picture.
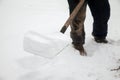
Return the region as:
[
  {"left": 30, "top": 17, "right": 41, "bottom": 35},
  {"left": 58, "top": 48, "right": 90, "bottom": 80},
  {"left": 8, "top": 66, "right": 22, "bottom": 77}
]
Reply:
[
  {"left": 67, "top": 0, "right": 87, "bottom": 55},
  {"left": 87, "top": 0, "right": 110, "bottom": 43},
  {"left": 67, "top": 0, "right": 87, "bottom": 45}
]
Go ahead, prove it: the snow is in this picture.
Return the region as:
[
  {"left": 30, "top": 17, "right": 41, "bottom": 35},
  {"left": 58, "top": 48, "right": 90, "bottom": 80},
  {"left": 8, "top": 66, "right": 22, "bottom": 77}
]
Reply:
[{"left": 0, "top": 0, "right": 120, "bottom": 80}]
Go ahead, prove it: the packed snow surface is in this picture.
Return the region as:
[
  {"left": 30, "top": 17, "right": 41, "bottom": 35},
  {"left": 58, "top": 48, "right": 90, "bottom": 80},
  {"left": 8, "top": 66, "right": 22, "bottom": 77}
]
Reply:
[{"left": 0, "top": 0, "right": 120, "bottom": 80}]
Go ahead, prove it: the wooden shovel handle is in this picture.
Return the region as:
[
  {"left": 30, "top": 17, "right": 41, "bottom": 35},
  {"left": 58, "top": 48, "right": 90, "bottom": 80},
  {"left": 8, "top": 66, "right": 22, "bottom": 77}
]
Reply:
[{"left": 60, "top": 0, "right": 85, "bottom": 33}]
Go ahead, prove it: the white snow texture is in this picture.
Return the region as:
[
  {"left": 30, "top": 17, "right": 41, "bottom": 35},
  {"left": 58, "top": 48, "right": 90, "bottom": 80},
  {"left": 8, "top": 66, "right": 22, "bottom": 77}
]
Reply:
[{"left": 0, "top": 0, "right": 120, "bottom": 80}]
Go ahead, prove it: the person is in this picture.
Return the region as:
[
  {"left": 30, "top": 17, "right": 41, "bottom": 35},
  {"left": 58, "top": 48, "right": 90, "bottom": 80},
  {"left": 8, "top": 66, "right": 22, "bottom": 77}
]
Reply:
[{"left": 67, "top": 0, "right": 110, "bottom": 55}]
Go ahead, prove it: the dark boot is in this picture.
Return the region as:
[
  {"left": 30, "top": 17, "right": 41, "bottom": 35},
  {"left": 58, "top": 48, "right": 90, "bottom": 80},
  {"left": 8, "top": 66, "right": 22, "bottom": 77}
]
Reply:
[
  {"left": 70, "top": 31, "right": 87, "bottom": 56},
  {"left": 72, "top": 42, "right": 87, "bottom": 56},
  {"left": 94, "top": 37, "right": 108, "bottom": 43}
]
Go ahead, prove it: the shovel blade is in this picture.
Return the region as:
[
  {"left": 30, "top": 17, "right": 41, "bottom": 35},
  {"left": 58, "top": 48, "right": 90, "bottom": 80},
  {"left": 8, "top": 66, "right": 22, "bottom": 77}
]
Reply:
[{"left": 23, "top": 31, "right": 70, "bottom": 58}]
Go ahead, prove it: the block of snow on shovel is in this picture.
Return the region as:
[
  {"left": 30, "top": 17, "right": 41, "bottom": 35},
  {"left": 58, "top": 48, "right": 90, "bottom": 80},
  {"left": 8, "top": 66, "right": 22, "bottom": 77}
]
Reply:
[{"left": 23, "top": 31, "right": 71, "bottom": 58}]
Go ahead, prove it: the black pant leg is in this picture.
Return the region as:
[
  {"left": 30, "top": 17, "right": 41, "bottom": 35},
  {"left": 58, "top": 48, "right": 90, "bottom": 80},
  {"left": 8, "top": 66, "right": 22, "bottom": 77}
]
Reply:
[
  {"left": 87, "top": 0, "right": 110, "bottom": 38},
  {"left": 67, "top": 0, "right": 80, "bottom": 14}
]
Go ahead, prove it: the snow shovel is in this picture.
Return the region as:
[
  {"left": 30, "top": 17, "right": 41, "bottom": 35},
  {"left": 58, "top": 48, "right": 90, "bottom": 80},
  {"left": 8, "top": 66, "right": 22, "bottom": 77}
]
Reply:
[{"left": 23, "top": 0, "right": 85, "bottom": 58}]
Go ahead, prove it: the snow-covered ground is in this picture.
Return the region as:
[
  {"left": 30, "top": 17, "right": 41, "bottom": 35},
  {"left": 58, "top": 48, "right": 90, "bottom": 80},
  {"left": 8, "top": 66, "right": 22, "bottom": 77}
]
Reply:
[{"left": 0, "top": 0, "right": 120, "bottom": 80}]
